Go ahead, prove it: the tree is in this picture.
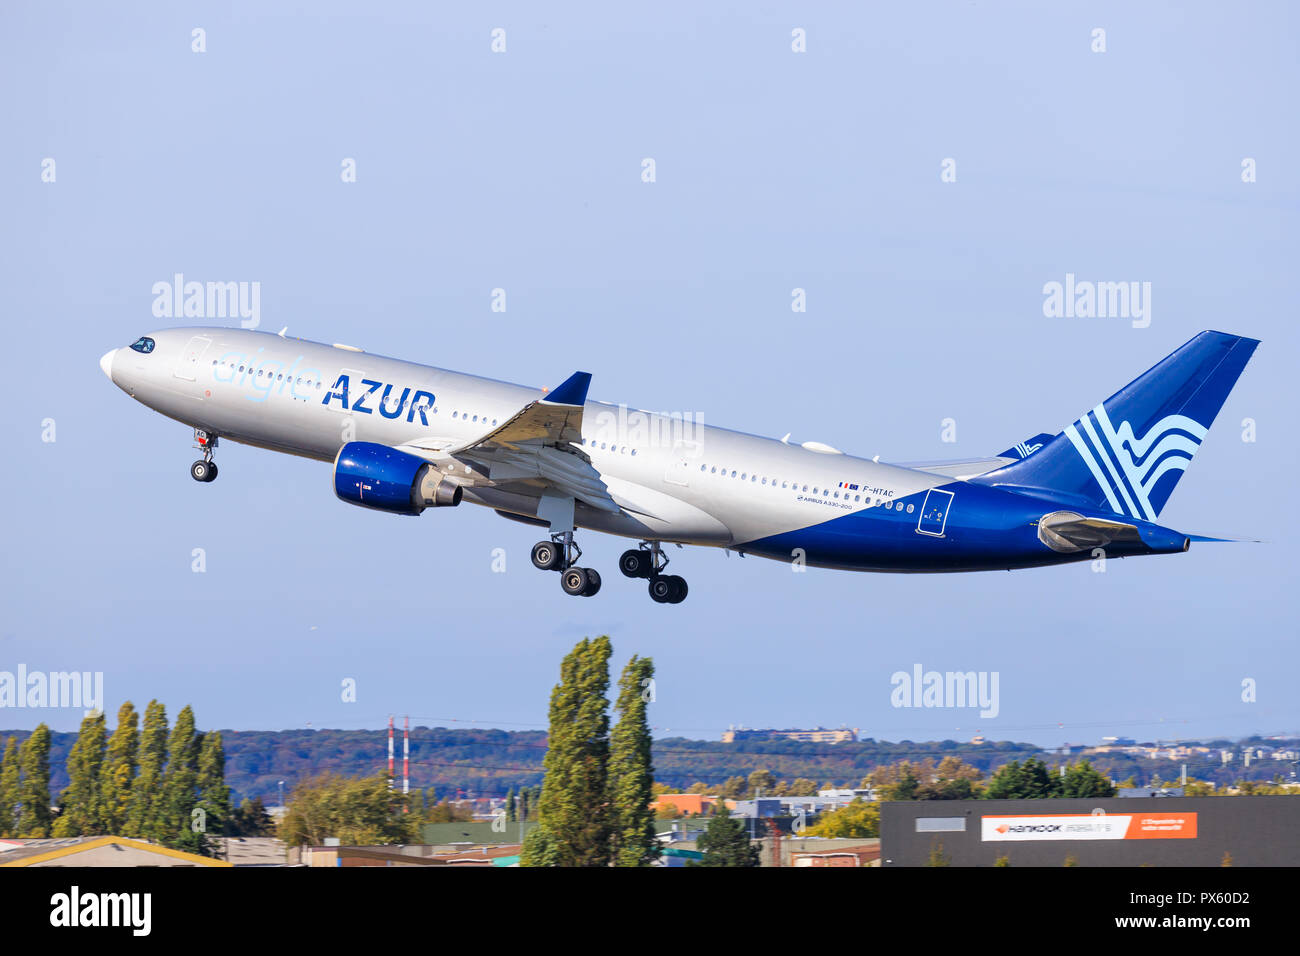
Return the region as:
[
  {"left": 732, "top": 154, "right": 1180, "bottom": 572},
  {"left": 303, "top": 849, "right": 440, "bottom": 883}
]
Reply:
[
  {"left": 984, "top": 758, "right": 1061, "bottom": 799},
  {"left": 609, "top": 654, "right": 657, "bottom": 867},
  {"left": 1060, "top": 759, "right": 1115, "bottom": 798},
  {"left": 0, "top": 736, "right": 19, "bottom": 837},
  {"left": 504, "top": 787, "right": 516, "bottom": 823},
  {"left": 788, "top": 778, "right": 819, "bottom": 797},
  {"left": 100, "top": 702, "right": 138, "bottom": 834},
  {"left": 124, "top": 700, "right": 167, "bottom": 840},
  {"left": 691, "top": 809, "right": 760, "bottom": 867},
  {"left": 720, "top": 776, "right": 747, "bottom": 800},
  {"left": 278, "top": 772, "right": 416, "bottom": 846},
  {"left": 746, "top": 768, "right": 776, "bottom": 798},
  {"left": 15, "top": 724, "right": 53, "bottom": 837},
  {"left": 196, "top": 730, "right": 231, "bottom": 854},
  {"left": 525, "top": 636, "right": 613, "bottom": 867},
  {"left": 53, "top": 711, "right": 107, "bottom": 836},
  {"left": 927, "top": 840, "right": 951, "bottom": 867},
  {"left": 229, "top": 797, "right": 274, "bottom": 837},
  {"left": 159, "top": 705, "right": 202, "bottom": 853},
  {"left": 805, "top": 798, "right": 880, "bottom": 838}
]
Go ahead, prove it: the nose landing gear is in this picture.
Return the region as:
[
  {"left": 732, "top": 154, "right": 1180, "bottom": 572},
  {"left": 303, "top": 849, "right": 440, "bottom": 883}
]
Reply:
[
  {"left": 620, "top": 542, "right": 688, "bottom": 603},
  {"left": 190, "top": 429, "right": 219, "bottom": 483}
]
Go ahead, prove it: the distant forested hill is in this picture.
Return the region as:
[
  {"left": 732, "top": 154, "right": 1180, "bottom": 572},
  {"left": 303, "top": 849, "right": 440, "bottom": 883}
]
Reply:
[{"left": 2, "top": 727, "right": 1289, "bottom": 804}]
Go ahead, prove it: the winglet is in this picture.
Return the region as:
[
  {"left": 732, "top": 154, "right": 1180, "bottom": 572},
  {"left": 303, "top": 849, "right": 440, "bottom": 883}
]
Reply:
[{"left": 543, "top": 371, "right": 591, "bottom": 407}]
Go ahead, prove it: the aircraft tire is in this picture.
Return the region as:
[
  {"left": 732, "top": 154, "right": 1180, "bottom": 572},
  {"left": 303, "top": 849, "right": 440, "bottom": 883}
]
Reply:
[
  {"left": 531, "top": 541, "right": 563, "bottom": 571},
  {"left": 561, "top": 567, "right": 590, "bottom": 596},
  {"left": 619, "top": 549, "right": 651, "bottom": 578}
]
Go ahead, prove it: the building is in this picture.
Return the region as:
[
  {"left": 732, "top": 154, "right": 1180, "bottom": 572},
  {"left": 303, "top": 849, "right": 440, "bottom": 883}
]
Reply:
[
  {"left": 722, "top": 726, "right": 858, "bottom": 744},
  {"left": 650, "top": 793, "right": 732, "bottom": 817},
  {"left": 0, "top": 836, "right": 232, "bottom": 867},
  {"left": 881, "top": 795, "right": 1300, "bottom": 866},
  {"left": 791, "top": 844, "right": 880, "bottom": 867}
]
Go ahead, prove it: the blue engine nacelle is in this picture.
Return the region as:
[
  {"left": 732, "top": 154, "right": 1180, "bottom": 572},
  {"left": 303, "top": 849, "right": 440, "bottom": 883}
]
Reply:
[{"left": 333, "top": 441, "right": 462, "bottom": 515}]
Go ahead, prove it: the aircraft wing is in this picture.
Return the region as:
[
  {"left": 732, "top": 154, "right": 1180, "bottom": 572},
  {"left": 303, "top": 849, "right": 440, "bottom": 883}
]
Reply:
[{"left": 404, "top": 371, "right": 620, "bottom": 514}]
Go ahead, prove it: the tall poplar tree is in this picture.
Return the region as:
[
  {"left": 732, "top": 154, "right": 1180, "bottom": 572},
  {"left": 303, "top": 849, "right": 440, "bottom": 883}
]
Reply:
[
  {"left": 124, "top": 700, "right": 167, "bottom": 840},
  {"left": 100, "top": 701, "right": 139, "bottom": 834},
  {"left": 52, "top": 710, "right": 107, "bottom": 836},
  {"left": 0, "top": 736, "right": 19, "bottom": 837},
  {"left": 15, "top": 724, "right": 52, "bottom": 837},
  {"left": 195, "top": 730, "right": 230, "bottom": 856},
  {"left": 609, "top": 654, "right": 657, "bottom": 866},
  {"left": 522, "top": 636, "right": 612, "bottom": 867},
  {"left": 160, "top": 705, "right": 202, "bottom": 852}
]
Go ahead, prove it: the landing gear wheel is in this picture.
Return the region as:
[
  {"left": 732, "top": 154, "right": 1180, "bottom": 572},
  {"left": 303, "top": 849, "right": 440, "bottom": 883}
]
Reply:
[
  {"left": 561, "top": 567, "right": 592, "bottom": 596},
  {"left": 581, "top": 568, "right": 602, "bottom": 597},
  {"left": 666, "top": 574, "right": 687, "bottom": 603},
  {"left": 619, "top": 549, "right": 652, "bottom": 578},
  {"left": 191, "top": 460, "right": 213, "bottom": 482},
  {"left": 531, "top": 540, "right": 564, "bottom": 571},
  {"left": 648, "top": 575, "right": 674, "bottom": 603},
  {"left": 205, "top": 463, "right": 218, "bottom": 483},
  {"left": 649, "top": 574, "right": 687, "bottom": 604}
]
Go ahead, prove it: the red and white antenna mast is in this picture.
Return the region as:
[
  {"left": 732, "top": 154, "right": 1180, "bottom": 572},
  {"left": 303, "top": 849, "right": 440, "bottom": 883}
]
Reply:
[
  {"left": 387, "top": 715, "right": 395, "bottom": 791},
  {"left": 402, "top": 715, "right": 410, "bottom": 810}
]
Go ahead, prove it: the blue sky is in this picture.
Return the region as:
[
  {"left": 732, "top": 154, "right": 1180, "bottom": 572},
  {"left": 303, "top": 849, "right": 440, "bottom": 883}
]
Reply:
[{"left": 1, "top": 1, "right": 1296, "bottom": 750}]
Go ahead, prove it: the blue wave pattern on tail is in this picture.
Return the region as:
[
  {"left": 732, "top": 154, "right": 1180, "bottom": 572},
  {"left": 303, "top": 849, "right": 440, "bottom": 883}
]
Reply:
[{"left": 975, "top": 331, "right": 1259, "bottom": 520}]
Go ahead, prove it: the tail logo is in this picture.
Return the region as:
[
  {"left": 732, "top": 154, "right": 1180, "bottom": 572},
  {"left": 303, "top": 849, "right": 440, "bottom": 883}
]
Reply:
[
  {"left": 1014, "top": 440, "right": 1043, "bottom": 459},
  {"left": 1064, "top": 405, "right": 1207, "bottom": 521}
]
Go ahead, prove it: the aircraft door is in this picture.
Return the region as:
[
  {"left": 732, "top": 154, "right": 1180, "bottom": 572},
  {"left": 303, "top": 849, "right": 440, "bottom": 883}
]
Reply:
[{"left": 917, "top": 488, "right": 954, "bottom": 537}]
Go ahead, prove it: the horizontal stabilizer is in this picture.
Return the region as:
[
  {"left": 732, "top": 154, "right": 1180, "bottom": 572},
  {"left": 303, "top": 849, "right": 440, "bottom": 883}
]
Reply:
[{"left": 996, "top": 433, "right": 1053, "bottom": 461}]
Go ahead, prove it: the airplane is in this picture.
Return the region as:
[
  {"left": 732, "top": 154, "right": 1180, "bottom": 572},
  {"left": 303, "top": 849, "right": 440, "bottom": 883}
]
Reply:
[{"left": 99, "top": 328, "right": 1258, "bottom": 602}]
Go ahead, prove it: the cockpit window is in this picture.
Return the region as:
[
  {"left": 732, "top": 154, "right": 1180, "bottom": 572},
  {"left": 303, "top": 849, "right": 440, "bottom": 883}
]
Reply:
[{"left": 130, "top": 336, "right": 155, "bottom": 354}]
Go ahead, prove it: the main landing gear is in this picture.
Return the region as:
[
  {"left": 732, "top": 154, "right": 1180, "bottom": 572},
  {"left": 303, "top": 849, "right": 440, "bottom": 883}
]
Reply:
[
  {"left": 619, "top": 541, "right": 688, "bottom": 604},
  {"left": 531, "top": 531, "right": 601, "bottom": 597},
  {"left": 190, "top": 429, "right": 219, "bottom": 483}
]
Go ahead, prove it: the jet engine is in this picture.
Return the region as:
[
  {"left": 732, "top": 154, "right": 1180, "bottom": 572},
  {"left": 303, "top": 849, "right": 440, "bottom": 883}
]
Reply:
[{"left": 333, "top": 441, "right": 462, "bottom": 515}]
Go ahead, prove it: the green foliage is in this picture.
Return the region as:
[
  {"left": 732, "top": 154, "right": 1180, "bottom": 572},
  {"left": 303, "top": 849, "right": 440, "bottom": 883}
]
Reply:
[
  {"left": 196, "top": 730, "right": 231, "bottom": 845},
  {"left": 533, "top": 636, "right": 614, "bottom": 867},
  {"left": 519, "top": 824, "right": 562, "bottom": 866},
  {"left": 805, "top": 798, "right": 880, "bottom": 838},
  {"left": 868, "top": 756, "right": 983, "bottom": 800},
  {"left": 159, "top": 705, "right": 204, "bottom": 854},
  {"left": 1063, "top": 854, "right": 1079, "bottom": 867},
  {"left": 984, "top": 758, "right": 1062, "bottom": 799},
  {"left": 746, "top": 768, "right": 776, "bottom": 798},
  {"left": 609, "top": 655, "right": 657, "bottom": 867},
  {"left": 16, "top": 724, "right": 52, "bottom": 837},
  {"left": 0, "top": 736, "right": 19, "bottom": 837},
  {"left": 1060, "top": 759, "right": 1115, "bottom": 798},
  {"left": 52, "top": 711, "right": 107, "bottom": 837},
  {"left": 124, "top": 700, "right": 167, "bottom": 840},
  {"left": 993, "top": 854, "right": 1010, "bottom": 867},
  {"left": 788, "top": 778, "right": 819, "bottom": 796},
  {"left": 691, "top": 809, "right": 761, "bottom": 867},
  {"left": 927, "top": 840, "right": 951, "bottom": 867},
  {"left": 720, "top": 776, "right": 747, "bottom": 799},
  {"left": 100, "top": 702, "right": 138, "bottom": 834},
  {"left": 228, "top": 797, "right": 274, "bottom": 837},
  {"left": 277, "top": 772, "right": 417, "bottom": 847}
]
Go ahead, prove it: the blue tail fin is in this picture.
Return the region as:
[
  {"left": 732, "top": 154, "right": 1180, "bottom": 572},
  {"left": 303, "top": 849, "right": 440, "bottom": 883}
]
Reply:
[{"left": 974, "top": 331, "right": 1259, "bottom": 520}]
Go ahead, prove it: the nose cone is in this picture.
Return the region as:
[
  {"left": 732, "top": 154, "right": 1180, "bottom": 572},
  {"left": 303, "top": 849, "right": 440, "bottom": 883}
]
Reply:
[{"left": 99, "top": 348, "right": 116, "bottom": 380}]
